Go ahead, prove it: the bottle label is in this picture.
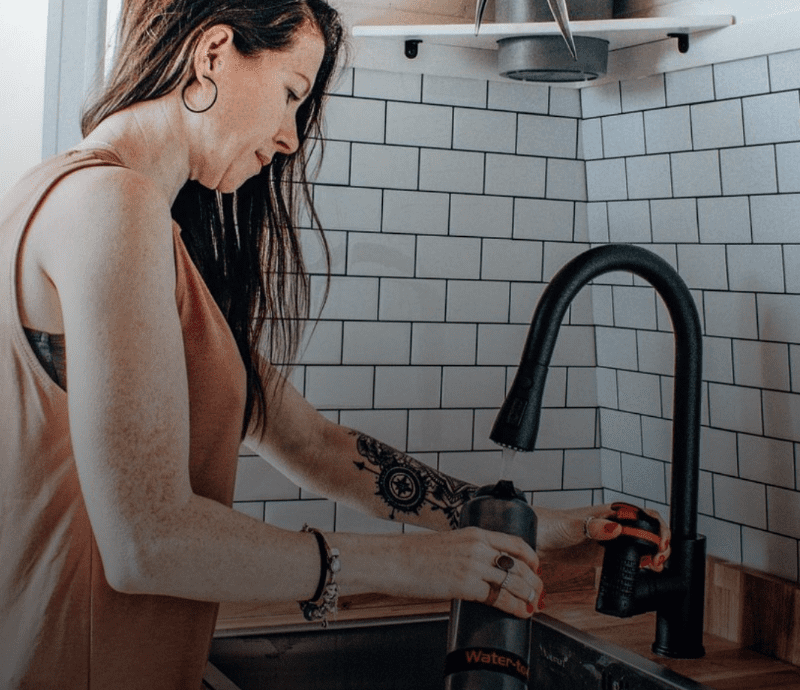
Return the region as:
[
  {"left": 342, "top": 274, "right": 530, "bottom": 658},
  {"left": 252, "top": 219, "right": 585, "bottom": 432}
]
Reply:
[{"left": 444, "top": 647, "right": 530, "bottom": 682}]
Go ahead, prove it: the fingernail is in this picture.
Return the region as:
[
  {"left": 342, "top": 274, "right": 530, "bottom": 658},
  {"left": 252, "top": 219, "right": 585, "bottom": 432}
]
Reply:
[
  {"left": 526, "top": 602, "right": 535, "bottom": 615},
  {"left": 640, "top": 555, "right": 653, "bottom": 568},
  {"left": 604, "top": 522, "right": 619, "bottom": 534},
  {"left": 656, "top": 554, "right": 666, "bottom": 567},
  {"left": 665, "top": 539, "right": 670, "bottom": 549}
]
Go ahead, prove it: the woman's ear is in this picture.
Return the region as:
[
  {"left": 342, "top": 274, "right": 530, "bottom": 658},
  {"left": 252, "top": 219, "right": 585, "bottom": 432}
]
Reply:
[{"left": 193, "top": 25, "right": 235, "bottom": 77}]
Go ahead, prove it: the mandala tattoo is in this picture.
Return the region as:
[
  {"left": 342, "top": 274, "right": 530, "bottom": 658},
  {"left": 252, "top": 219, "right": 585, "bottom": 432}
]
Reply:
[{"left": 350, "top": 431, "right": 476, "bottom": 529}]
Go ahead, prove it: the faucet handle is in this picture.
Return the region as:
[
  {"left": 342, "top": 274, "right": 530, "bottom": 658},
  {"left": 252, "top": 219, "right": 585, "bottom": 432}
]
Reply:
[{"left": 595, "top": 502, "right": 661, "bottom": 618}]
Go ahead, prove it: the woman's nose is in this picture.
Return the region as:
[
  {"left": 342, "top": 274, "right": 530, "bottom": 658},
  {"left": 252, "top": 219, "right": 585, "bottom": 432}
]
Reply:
[{"left": 274, "top": 114, "right": 299, "bottom": 155}]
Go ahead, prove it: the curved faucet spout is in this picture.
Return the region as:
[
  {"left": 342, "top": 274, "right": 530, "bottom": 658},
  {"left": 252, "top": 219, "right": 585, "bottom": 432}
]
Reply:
[{"left": 490, "top": 244, "right": 706, "bottom": 658}]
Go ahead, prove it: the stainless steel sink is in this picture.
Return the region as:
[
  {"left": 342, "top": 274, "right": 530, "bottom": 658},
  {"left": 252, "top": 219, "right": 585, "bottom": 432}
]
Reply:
[{"left": 205, "top": 613, "right": 714, "bottom": 690}]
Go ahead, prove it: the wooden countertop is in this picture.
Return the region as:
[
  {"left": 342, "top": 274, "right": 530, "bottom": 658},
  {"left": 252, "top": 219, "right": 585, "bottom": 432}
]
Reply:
[{"left": 216, "top": 559, "right": 800, "bottom": 690}]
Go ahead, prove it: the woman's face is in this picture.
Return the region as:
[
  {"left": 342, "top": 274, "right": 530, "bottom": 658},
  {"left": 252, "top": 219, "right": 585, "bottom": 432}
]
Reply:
[{"left": 197, "top": 23, "right": 325, "bottom": 193}]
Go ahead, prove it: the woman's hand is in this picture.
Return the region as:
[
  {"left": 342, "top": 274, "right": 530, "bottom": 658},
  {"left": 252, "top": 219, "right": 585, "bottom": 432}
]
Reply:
[
  {"left": 338, "top": 527, "right": 545, "bottom": 620},
  {"left": 533, "top": 504, "right": 671, "bottom": 572}
]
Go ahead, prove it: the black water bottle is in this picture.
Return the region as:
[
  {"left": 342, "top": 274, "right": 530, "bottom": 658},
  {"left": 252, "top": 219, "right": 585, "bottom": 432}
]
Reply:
[
  {"left": 444, "top": 480, "right": 537, "bottom": 690},
  {"left": 595, "top": 502, "right": 661, "bottom": 618}
]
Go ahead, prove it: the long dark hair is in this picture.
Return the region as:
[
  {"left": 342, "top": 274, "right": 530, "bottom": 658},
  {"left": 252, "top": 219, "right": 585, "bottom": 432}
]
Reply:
[{"left": 81, "top": 0, "right": 344, "bottom": 437}]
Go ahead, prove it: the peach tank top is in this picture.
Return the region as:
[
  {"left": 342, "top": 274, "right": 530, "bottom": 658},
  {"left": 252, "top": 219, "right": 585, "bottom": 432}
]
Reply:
[{"left": 0, "top": 149, "right": 247, "bottom": 688}]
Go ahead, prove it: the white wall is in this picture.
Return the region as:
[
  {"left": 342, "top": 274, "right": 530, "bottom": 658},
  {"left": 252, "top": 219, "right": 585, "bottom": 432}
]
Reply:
[{"left": 2, "top": 3, "right": 48, "bottom": 201}]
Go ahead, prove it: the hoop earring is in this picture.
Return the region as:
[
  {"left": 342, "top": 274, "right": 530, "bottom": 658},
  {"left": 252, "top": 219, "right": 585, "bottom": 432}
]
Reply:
[{"left": 182, "top": 75, "right": 218, "bottom": 114}]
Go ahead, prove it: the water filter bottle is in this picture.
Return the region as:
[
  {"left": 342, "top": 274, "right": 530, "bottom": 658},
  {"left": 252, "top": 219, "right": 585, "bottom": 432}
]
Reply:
[
  {"left": 444, "top": 480, "right": 537, "bottom": 690},
  {"left": 595, "top": 502, "right": 661, "bottom": 618}
]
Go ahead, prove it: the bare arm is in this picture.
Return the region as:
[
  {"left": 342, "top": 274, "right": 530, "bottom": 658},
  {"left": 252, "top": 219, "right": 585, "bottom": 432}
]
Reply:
[{"left": 38, "top": 167, "right": 540, "bottom": 617}]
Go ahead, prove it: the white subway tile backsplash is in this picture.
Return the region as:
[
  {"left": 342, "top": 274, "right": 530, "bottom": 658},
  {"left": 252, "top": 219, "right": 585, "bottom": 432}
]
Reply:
[
  {"left": 323, "top": 96, "right": 386, "bottom": 142},
  {"left": 314, "top": 186, "right": 382, "bottom": 233},
  {"left": 383, "top": 190, "right": 450, "bottom": 236},
  {"left": 416, "top": 235, "right": 482, "bottom": 279},
  {"left": 300, "top": 320, "right": 343, "bottom": 365},
  {"left": 637, "top": 330, "right": 673, "bottom": 376},
  {"left": 776, "top": 143, "right": 800, "bottom": 193},
  {"left": 621, "top": 454, "right": 667, "bottom": 503},
  {"left": 328, "top": 67, "right": 353, "bottom": 96},
  {"left": 600, "top": 409, "right": 643, "bottom": 455},
  {"left": 769, "top": 49, "right": 800, "bottom": 91},
  {"left": 347, "top": 232, "right": 416, "bottom": 277},
  {"left": 741, "top": 527, "right": 798, "bottom": 582},
  {"left": 600, "top": 448, "right": 623, "bottom": 490},
  {"left": 546, "top": 158, "right": 587, "bottom": 201},
  {"left": 703, "top": 291, "right": 758, "bottom": 339},
  {"left": 485, "top": 153, "right": 547, "bottom": 198},
  {"left": 642, "top": 415, "right": 671, "bottom": 462},
  {"left": 677, "top": 244, "right": 728, "bottom": 291},
  {"left": 305, "top": 366, "right": 374, "bottom": 409},
  {"left": 450, "top": 194, "right": 514, "bottom": 238},
  {"left": 691, "top": 100, "right": 745, "bottom": 150},
  {"left": 482, "top": 238, "right": 543, "bottom": 281},
  {"left": 703, "top": 336, "right": 734, "bottom": 384},
  {"left": 412, "top": 323, "right": 478, "bottom": 365},
  {"left": 407, "top": 408, "right": 474, "bottom": 452},
  {"left": 562, "top": 448, "right": 602, "bottom": 489},
  {"left": 476, "top": 324, "right": 529, "bottom": 366},
  {"left": 453, "top": 108, "right": 516, "bottom": 153},
  {"left": 374, "top": 366, "right": 441, "bottom": 409},
  {"left": 419, "top": 148, "right": 484, "bottom": 193},
  {"left": 315, "top": 276, "right": 379, "bottom": 321},
  {"left": 602, "top": 113, "right": 645, "bottom": 158},
  {"left": 353, "top": 69, "right": 421, "bottom": 101},
  {"left": 758, "top": 294, "right": 800, "bottom": 344},
  {"left": 308, "top": 139, "right": 350, "bottom": 185},
  {"left": 767, "top": 486, "right": 800, "bottom": 538},
  {"left": 644, "top": 106, "right": 692, "bottom": 154},
  {"left": 513, "top": 198, "right": 574, "bottom": 243},
  {"left": 720, "top": 145, "right": 778, "bottom": 196},
  {"left": 607, "top": 200, "right": 651, "bottom": 243},
  {"left": 351, "top": 143, "right": 418, "bottom": 190},
  {"left": 743, "top": 91, "right": 800, "bottom": 145},
  {"left": 626, "top": 155, "right": 672, "bottom": 200},
  {"left": 738, "top": 433, "right": 795, "bottom": 487},
  {"left": 550, "top": 87, "right": 582, "bottom": 118},
  {"left": 446, "top": 281, "right": 510, "bottom": 323},
  {"left": 697, "top": 196, "right": 751, "bottom": 243},
  {"left": 785, "top": 246, "right": 800, "bottom": 294},
  {"left": 651, "top": 199, "right": 699, "bottom": 243},
  {"left": 708, "top": 382, "right": 763, "bottom": 435},
  {"left": 537, "top": 408, "right": 596, "bottom": 450},
  {"left": 665, "top": 65, "right": 715, "bottom": 106},
  {"left": 714, "top": 56, "right": 770, "bottom": 100},
  {"left": 671, "top": 150, "right": 722, "bottom": 198},
  {"left": 613, "top": 286, "right": 657, "bottom": 330},
  {"left": 763, "top": 390, "right": 800, "bottom": 443},
  {"left": 379, "top": 278, "right": 446, "bottom": 321},
  {"left": 442, "top": 366, "right": 506, "bottom": 408},
  {"left": 342, "top": 322, "right": 411, "bottom": 365},
  {"left": 621, "top": 74, "right": 666, "bottom": 112},
  {"left": 386, "top": 102, "right": 452, "bottom": 148},
  {"left": 698, "top": 514, "right": 742, "bottom": 562},
  {"left": 714, "top": 474, "right": 767, "bottom": 529},
  {"left": 726, "top": 245, "right": 784, "bottom": 293},
  {"left": 487, "top": 80, "right": 549, "bottom": 114},
  {"left": 596, "top": 326, "right": 638, "bottom": 370},
  {"left": 518, "top": 114, "right": 578, "bottom": 158},
  {"left": 750, "top": 194, "right": 800, "bottom": 243},
  {"left": 339, "top": 409, "right": 409, "bottom": 451},
  {"left": 566, "top": 367, "right": 598, "bottom": 408},
  {"left": 617, "top": 370, "right": 662, "bottom": 417},
  {"left": 580, "top": 118, "right": 603, "bottom": 160},
  {"left": 586, "top": 159, "right": 628, "bottom": 201},
  {"left": 423, "top": 75, "right": 487, "bottom": 108},
  {"left": 581, "top": 81, "right": 621, "bottom": 118}
]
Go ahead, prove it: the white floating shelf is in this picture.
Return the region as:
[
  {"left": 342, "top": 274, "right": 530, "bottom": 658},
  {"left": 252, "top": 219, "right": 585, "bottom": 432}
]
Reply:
[{"left": 352, "top": 15, "right": 735, "bottom": 53}]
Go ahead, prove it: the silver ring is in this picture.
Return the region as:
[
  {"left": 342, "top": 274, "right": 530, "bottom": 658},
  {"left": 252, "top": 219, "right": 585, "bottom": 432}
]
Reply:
[
  {"left": 583, "top": 516, "right": 594, "bottom": 540},
  {"left": 494, "top": 554, "right": 515, "bottom": 572},
  {"left": 499, "top": 570, "right": 512, "bottom": 590}
]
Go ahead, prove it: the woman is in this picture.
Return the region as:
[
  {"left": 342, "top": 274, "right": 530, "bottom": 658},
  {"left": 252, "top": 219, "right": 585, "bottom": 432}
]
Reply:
[{"left": 0, "top": 0, "right": 670, "bottom": 687}]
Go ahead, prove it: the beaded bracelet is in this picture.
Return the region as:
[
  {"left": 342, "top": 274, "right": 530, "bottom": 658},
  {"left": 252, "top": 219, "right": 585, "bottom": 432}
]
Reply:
[{"left": 299, "top": 524, "right": 341, "bottom": 627}]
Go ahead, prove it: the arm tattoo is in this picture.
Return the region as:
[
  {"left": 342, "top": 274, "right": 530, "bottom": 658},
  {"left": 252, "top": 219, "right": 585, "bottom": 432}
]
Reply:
[{"left": 349, "top": 430, "right": 476, "bottom": 529}]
